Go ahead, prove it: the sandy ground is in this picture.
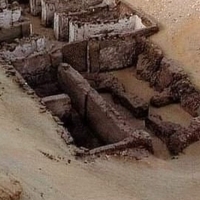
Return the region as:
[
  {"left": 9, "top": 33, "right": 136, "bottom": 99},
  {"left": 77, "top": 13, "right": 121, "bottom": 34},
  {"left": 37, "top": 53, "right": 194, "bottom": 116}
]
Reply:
[
  {"left": 1, "top": 1, "right": 200, "bottom": 200},
  {"left": 113, "top": 68, "right": 192, "bottom": 127},
  {"left": 125, "top": 0, "right": 200, "bottom": 89}
]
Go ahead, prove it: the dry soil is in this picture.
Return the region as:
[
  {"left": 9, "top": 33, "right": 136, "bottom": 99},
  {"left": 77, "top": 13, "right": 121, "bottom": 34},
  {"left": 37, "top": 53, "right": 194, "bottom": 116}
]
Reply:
[{"left": 1, "top": 1, "right": 200, "bottom": 200}]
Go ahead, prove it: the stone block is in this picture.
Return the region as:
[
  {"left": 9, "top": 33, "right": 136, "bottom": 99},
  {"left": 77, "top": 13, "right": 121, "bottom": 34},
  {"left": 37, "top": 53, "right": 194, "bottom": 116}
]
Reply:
[
  {"left": 181, "top": 92, "right": 200, "bottom": 117},
  {"left": 50, "top": 49, "right": 63, "bottom": 68},
  {"left": 88, "top": 40, "right": 100, "bottom": 73},
  {"left": 42, "top": 93, "right": 71, "bottom": 119},
  {"left": 98, "top": 37, "right": 137, "bottom": 71},
  {"left": 62, "top": 41, "right": 88, "bottom": 72},
  {"left": 30, "top": 0, "right": 41, "bottom": 16},
  {"left": 145, "top": 114, "right": 181, "bottom": 144}
]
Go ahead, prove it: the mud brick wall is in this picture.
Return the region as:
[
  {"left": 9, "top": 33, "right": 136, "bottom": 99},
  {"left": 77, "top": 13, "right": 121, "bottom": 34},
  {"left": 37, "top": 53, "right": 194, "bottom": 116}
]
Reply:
[
  {"left": 10, "top": 48, "right": 62, "bottom": 87},
  {"left": 94, "top": 36, "right": 138, "bottom": 72},
  {"left": 83, "top": 73, "right": 149, "bottom": 119},
  {"left": 62, "top": 40, "right": 88, "bottom": 72},
  {"left": 54, "top": 5, "right": 119, "bottom": 41},
  {"left": 41, "top": 0, "right": 111, "bottom": 27},
  {"left": 119, "top": 1, "right": 157, "bottom": 27},
  {"left": 58, "top": 64, "right": 91, "bottom": 117},
  {"left": 58, "top": 63, "right": 152, "bottom": 148},
  {"left": 30, "top": 0, "right": 42, "bottom": 16},
  {"left": 1, "top": 37, "right": 51, "bottom": 61},
  {"left": 0, "top": 8, "right": 21, "bottom": 28},
  {"left": 41, "top": 0, "right": 57, "bottom": 26},
  {"left": 136, "top": 38, "right": 200, "bottom": 117},
  {"left": 0, "top": 21, "right": 30, "bottom": 42},
  {"left": 54, "top": 1, "right": 158, "bottom": 41},
  {"left": 0, "top": 37, "right": 61, "bottom": 88},
  {"left": 54, "top": 4, "right": 147, "bottom": 42},
  {"left": 62, "top": 34, "right": 138, "bottom": 72},
  {"left": 54, "top": 12, "right": 69, "bottom": 41},
  {"left": 136, "top": 38, "right": 163, "bottom": 83},
  {"left": 68, "top": 16, "right": 141, "bottom": 43}
]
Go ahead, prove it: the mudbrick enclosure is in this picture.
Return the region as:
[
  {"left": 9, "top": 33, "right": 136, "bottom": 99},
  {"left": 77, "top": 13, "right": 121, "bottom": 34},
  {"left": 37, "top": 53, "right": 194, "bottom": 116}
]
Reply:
[{"left": 0, "top": 0, "right": 200, "bottom": 160}]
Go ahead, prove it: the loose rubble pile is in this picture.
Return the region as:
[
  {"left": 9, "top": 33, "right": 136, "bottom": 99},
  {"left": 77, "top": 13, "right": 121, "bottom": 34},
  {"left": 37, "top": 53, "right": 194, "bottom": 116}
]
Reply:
[{"left": 146, "top": 115, "right": 200, "bottom": 154}]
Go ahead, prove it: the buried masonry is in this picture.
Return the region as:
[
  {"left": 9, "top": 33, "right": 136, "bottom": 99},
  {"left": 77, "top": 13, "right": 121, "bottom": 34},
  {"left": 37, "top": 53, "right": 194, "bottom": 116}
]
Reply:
[{"left": 0, "top": 0, "right": 200, "bottom": 156}]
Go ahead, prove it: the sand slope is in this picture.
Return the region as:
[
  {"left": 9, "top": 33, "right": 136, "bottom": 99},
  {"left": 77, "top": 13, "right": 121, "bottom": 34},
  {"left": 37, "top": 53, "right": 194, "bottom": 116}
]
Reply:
[{"left": 1, "top": 1, "right": 200, "bottom": 199}]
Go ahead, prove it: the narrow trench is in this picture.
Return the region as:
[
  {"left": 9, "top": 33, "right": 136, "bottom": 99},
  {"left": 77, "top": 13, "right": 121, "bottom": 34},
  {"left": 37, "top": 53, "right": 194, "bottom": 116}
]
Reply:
[
  {"left": 100, "top": 91, "right": 171, "bottom": 159},
  {"left": 31, "top": 73, "right": 151, "bottom": 152},
  {"left": 31, "top": 78, "right": 106, "bottom": 150}
]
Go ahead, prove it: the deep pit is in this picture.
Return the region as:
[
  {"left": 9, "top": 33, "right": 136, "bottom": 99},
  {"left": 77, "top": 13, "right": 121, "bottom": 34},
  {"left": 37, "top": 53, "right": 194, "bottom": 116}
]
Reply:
[{"left": 0, "top": 0, "right": 200, "bottom": 157}]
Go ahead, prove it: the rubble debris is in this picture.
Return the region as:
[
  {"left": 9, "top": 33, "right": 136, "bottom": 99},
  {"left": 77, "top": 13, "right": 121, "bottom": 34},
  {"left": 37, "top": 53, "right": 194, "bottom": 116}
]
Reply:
[
  {"left": 0, "top": 173, "right": 23, "bottom": 200},
  {"left": 146, "top": 114, "right": 200, "bottom": 155}
]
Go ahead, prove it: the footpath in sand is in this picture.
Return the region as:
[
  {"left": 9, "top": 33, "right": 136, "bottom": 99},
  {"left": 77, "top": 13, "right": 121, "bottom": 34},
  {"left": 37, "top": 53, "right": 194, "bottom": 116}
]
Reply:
[{"left": 1, "top": 1, "right": 200, "bottom": 200}]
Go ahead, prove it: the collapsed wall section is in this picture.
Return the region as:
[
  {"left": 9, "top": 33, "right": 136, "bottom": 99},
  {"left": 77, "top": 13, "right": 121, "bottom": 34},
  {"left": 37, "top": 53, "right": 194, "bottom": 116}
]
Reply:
[
  {"left": 42, "top": 93, "right": 72, "bottom": 120},
  {"left": 146, "top": 115, "right": 200, "bottom": 155},
  {"left": 54, "top": 5, "right": 146, "bottom": 42},
  {"left": 135, "top": 38, "right": 200, "bottom": 117},
  {"left": 0, "top": 1, "right": 30, "bottom": 42}
]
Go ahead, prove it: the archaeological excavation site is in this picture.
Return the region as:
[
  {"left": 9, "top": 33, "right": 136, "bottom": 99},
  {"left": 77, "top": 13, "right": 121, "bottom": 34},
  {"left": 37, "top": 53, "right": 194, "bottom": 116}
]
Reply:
[{"left": 1, "top": 0, "right": 200, "bottom": 199}]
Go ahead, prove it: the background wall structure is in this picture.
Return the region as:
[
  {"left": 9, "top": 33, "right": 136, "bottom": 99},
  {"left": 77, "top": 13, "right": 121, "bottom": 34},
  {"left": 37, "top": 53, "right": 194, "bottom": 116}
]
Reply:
[
  {"left": 41, "top": 0, "right": 114, "bottom": 26},
  {"left": 62, "top": 34, "right": 139, "bottom": 73},
  {"left": 58, "top": 63, "right": 152, "bottom": 149},
  {"left": 53, "top": 3, "right": 153, "bottom": 42},
  {"left": 30, "top": 0, "right": 41, "bottom": 16}
]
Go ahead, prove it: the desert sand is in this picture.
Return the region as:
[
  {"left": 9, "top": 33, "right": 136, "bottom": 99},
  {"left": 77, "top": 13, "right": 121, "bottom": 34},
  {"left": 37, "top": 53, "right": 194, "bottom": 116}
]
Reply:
[{"left": 1, "top": 0, "right": 200, "bottom": 200}]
